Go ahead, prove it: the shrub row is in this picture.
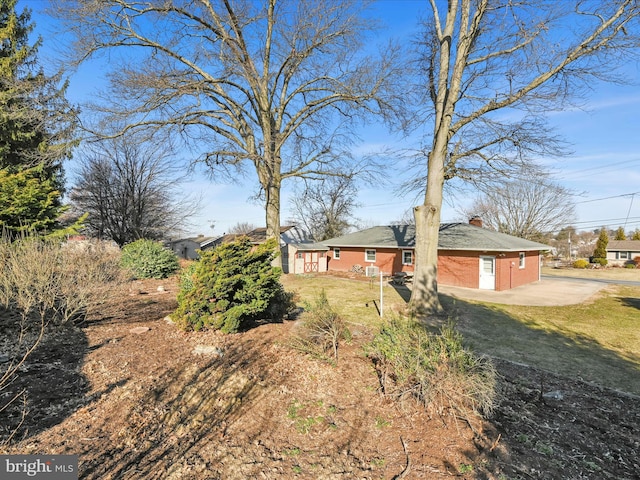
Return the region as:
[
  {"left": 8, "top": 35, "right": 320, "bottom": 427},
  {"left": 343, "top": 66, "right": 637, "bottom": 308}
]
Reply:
[{"left": 0, "top": 234, "right": 125, "bottom": 324}]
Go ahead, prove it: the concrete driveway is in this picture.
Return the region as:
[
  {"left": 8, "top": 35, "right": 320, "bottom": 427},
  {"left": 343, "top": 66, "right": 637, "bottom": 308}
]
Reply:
[{"left": 438, "top": 277, "right": 608, "bottom": 306}]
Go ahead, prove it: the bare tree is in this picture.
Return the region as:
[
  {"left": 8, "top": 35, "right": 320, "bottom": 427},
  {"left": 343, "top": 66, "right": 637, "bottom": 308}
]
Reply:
[
  {"left": 68, "top": 135, "right": 199, "bottom": 246},
  {"left": 228, "top": 222, "right": 257, "bottom": 235},
  {"left": 408, "top": 0, "right": 639, "bottom": 314},
  {"left": 288, "top": 175, "right": 360, "bottom": 241},
  {"left": 460, "top": 178, "right": 576, "bottom": 241},
  {"left": 50, "top": 0, "right": 400, "bottom": 265}
]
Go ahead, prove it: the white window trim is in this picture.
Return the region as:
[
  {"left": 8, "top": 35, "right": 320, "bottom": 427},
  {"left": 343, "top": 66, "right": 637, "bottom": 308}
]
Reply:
[
  {"left": 519, "top": 252, "right": 526, "bottom": 269},
  {"left": 333, "top": 248, "right": 340, "bottom": 260},
  {"left": 402, "top": 250, "right": 413, "bottom": 265},
  {"left": 365, "top": 249, "right": 376, "bottom": 262}
]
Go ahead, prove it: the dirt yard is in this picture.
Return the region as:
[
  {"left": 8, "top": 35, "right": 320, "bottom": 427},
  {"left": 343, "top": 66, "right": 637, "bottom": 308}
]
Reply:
[{"left": 1, "top": 275, "right": 639, "bottom": 479}]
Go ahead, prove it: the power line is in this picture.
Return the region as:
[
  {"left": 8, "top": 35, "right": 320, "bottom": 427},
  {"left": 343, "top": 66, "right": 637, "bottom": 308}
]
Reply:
[
  {"left": 574, "top": 191, "right": 640, "bottom": 204},
  {"left": 568, "top": 158, "right": 640, "bottom": 179}
]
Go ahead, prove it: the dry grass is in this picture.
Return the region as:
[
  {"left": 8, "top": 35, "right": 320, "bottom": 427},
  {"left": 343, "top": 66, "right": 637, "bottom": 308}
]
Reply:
[
  {"left": 542, "top": 265, "right": 640, "bottom": 280},
  {"left": 440, "top": 284, "right": 640, "bottom": 395},
  {"left": 283, "top": 272, "right": 640, "bottom": 396},
  {"left": 280, "top": 274, "right": 409, "bottom": 330}
]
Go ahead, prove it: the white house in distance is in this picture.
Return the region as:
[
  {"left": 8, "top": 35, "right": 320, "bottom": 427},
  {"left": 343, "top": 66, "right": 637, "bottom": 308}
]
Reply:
[
  {"left": 169, "top": 235, "right": 217, "bottom": 260},
  {"left": 606, "top": 240, "right": 640, "bottom": 266}
]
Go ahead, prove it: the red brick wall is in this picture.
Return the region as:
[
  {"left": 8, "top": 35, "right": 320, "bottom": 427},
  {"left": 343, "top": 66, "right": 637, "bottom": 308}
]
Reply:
[
  {"left": 326, "top": 247, "right": 414, "bottom": 275},
  {"left": 437, "top": 251, "right": 481, "bottom": 288},
  {"left": 438, "top": 250, "right": 540, "bottom": 291},
  {"left": 327, "top": 247, "right": 541, "bottom": 291},
  {"left": 495, "top": 251, "right": 540, "bottom": 291}
]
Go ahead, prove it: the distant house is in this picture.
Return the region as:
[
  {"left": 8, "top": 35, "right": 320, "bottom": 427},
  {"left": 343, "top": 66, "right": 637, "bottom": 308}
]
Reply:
[
  {"left": 321, "top": 219, "right": 551, "bottom": 291},
  {"left": 170, "top": 235, "right": 217, "bottom": 260},
  {"left": 606, "top": 240, "right": 640, "bottom": 266},
  {"left": 213, "top": 225, "right": 324, "bottom": 273}
]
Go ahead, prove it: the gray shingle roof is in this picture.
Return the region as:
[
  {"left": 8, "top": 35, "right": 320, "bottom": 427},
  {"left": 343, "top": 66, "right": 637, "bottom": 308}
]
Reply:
[
  {"left": 322, "top": 223, "right": 551, "bottom": 252},
  {"left": 607, "top": 240, "right": 640, "bottom": 251},
  {"left": 293, "top": 242, "right": 330, "bottom": 251}
]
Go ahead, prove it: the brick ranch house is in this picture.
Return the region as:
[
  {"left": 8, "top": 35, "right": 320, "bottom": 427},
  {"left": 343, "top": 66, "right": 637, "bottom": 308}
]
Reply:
[{"left": 320, "top": 219, "right": 551, "bottom": 291}]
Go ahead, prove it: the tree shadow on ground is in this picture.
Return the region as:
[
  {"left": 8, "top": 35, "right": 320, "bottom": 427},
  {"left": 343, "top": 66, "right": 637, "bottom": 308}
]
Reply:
[
  {"left": 76, "top": 329, "right": 388, "bottom": 479},
  {"left": 0, "top": 317, "right": 90, "bottom": 444},
  {"left": 434, "top": 294, "right": 640, "bottom": 395},
  {"left": 619, "top": 297, "right": 640, "bottom": 310},
  {"left": 389, "top": 283, "right": 412, "bottom": 302},
  {"left": 430, "top": 294, "right": 640, "bottom": 480}
]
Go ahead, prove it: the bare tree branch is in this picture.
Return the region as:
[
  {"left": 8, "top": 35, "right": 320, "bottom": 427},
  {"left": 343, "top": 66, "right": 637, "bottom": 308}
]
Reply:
[
  {"left": 68, "top": 133, "right": 200, "bottom": 246},
  {"left": 50, "top": 0, "right": 401, "bottom": 260},
  {"left": 407, "top": 0, "right": 640, "bottom": 314}
]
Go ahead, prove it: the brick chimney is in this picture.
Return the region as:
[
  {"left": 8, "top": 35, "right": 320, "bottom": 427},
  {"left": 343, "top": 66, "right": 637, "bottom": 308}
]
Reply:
[{"left": 469, "top": 216, "right": 483, "bottom": 228}]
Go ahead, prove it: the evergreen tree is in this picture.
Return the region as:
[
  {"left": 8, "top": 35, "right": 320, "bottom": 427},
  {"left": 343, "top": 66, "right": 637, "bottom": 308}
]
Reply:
[
  {"left": 593, "top": 228, "right": 609, "bottom": 262},
  {"left": 172, "top": 238, "right": 293, "bottom": 333},
  {"left": 632, "top": 229, "right": 640, "bottom": 241},
  {"left": 0, "top": 0, "right": 77, "bottom": 235},
  {"left": 0, "top": 165, "right": 61, "bottom": 233},
  {"left": 614, "top": 226, "right": 627, "bottom": 240}
]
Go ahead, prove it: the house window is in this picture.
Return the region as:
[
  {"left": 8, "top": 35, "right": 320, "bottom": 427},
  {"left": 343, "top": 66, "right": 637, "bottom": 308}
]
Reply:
[
  {"left": 519, "top": 252, "right": 526, "bottom": 269},
  {"left": 617, "top": 251, "right": 629, "bottom": 260},
  {"left": 333, "top": 248, "right": 340, "bottom": 260},
  {"left": 365, "top": 249, "right": 376, "bottom": 262},
  {"left": 402, "top": 250, "right": 413, "bottom": 265}
]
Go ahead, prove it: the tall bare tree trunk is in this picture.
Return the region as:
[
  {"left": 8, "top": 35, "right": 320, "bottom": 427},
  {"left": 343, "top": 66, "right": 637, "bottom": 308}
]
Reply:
[
  {"left": 410, "top": 149, "right": 447, "bottom": 315},
  {"left": 265, "top": 178, "right": 282, "bottom": 268}
]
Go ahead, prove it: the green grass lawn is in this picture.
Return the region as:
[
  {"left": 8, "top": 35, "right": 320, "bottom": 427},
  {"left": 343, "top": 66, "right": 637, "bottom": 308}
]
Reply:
[{"left": 282, "top": 273, "right": 640, "bottom": 395}]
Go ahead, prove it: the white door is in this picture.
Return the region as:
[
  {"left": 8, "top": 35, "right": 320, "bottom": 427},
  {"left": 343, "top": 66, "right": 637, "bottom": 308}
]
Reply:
[{"left": 479, "top": 256, "right": 496, "bottom": 290}]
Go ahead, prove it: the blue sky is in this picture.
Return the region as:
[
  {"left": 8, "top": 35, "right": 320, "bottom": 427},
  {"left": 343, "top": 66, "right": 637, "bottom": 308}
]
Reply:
[{"left": 22, "top": 0, "right": 640, "bottom": 237}]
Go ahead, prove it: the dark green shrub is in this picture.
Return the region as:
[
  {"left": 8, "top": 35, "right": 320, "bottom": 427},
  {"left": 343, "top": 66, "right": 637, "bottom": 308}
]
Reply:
[
  {"left": 572, "top": 259, "right": 589, "bottom": 269},
  {"left": 366, "top": 318, "right": 496, "bottom": 418},
  {"left": 172, "top": 238, "right": 294, "bottom": 333},
  {"left": 592, "top": 257, "right": 608, "bottom": 267},
  {"left": 624, "top": 262, "right": 636, "bottom": 269},
  {"left": 290, "top": 289, "right": 351, "bottom": 363},
  {"left": 121, "top": 239, "right": 179, "bottom": 279}
]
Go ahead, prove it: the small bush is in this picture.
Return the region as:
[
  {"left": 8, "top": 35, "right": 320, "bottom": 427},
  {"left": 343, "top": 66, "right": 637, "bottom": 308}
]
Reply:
[
  {"left": 591, "top": 257, "right": 608, "bottom": 267},
  {"left": 624, "top": 262, "right": 636, "bottom": 269},
  {"left": 172, "top": 238, "right": 295, "bottom": 333},
  {"left": 290, "top": 289, "right": 351, "bottom": 363},
  {"left": 366, "top": 318, "right": 497, "bottom": 418},
  {"left": 121, "top": 239, "right": 179, "bottom": 279},
  {"left": 572, "top": 259, "right": 589, "bottom": 269},
  {"left": 634, "top": 256, "right": 640, "bottom": 268}
]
